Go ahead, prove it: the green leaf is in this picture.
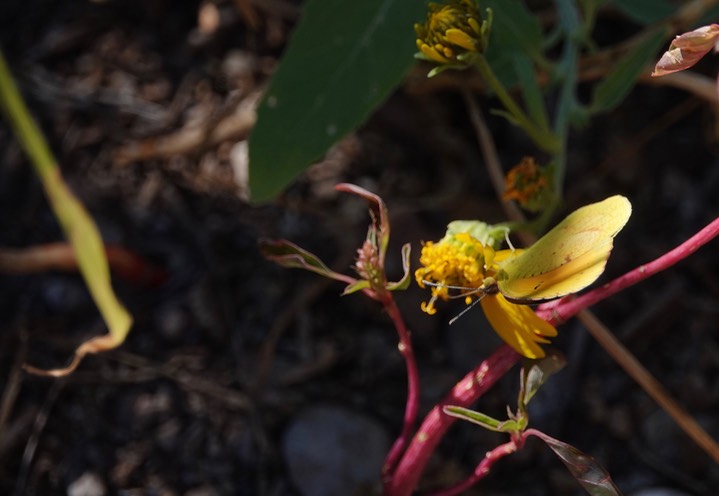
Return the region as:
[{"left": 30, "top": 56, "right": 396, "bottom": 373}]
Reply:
[
  {"left": 519, "top": 352, "right": 566, "bottom": 410},
  {"left": 531, "top": 431, "right": 622, "bottom": 496},
  {"left": 0, "top": 50, "right": 132, "bottom": 375},
  {"left": 343, "top": 279, "right": 371, "bottom": 295},
  {"left": 443, "top": 406, "right": 504, "bottom": 432},
  {"left": 481, "top": 0, "right": 547, "bottom": 92},
  {"left": 445, "top": 405, "right": 526, "bottom": 433},
  {"left": 589, "top": 27, "right": 667, "bottom": 114},
  {"left": 386, "top": 243, "right": 412, "bottom": 291},
  {"left": 512, "top": 54, "right": 550, "bottom": 133},
  {"left": 578, "top": 0, "right": 609, "bottom": 33},
  {"left": 259, "top": 239, "right": 349, "bottom": 282},
  {"left": 611, "top": 0, "right": 676, "bottom": 25},
  {"left": 249, "top": 0, "right": 425, "bottom": 202},
  {"left": 483, "top": 0, "right": 544, "bottom": 65},
  {"left": 47, "top": 177, "right": 133, "bottom": 342}
]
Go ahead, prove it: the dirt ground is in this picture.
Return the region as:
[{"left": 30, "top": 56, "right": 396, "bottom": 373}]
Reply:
[{"left": 2, "top": 1, "right": 719, "bottom": 495}]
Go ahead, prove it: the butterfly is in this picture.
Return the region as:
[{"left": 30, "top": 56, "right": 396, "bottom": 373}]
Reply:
[{"left": 495, "top": 195, "right": 632, "bottom": 303}]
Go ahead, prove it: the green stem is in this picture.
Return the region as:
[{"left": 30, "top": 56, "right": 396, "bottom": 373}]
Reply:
[
  {"left": 0, "top": 51, "right": 55, "bottom": 179},
  {"left": 551, "top": 0, "right": 581, "bottom": 201},
  {"left": 474, "top": 54, "right": 560, "bottom": 154}
]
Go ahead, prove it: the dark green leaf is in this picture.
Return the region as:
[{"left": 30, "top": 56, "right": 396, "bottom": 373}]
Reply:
[
  {"left": 578, "top": 0, "right": 609, "bottom": 32},
  {"left": 483, "top": 0, "right": 544, "bottom": 64},
  {"left": 589, "top": 27, "right": 667, "bottom": 114},
  {"left": 481, "top": 0, "right": 550, "bottom": 92},
  {"left": 511, "top": 54, "right": 550, "bottom": 133},
  {"left": 483, "top": 50, "right": 519, "bottom": 91},
  {"left": 249, "top": 0, "right": 425, "bottom": 202},
  {"left": 611, "top": 0, "right": 676, "bottom": 25},
  {"left": 532, "top": 431, "right": 622, "bottom": 496}
]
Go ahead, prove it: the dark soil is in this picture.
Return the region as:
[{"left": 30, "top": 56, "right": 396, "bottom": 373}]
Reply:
[{"left": 2, "top": 1, "right": 719, "bottom": 495}]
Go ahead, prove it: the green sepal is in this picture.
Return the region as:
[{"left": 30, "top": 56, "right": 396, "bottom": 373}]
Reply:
[
  {"left": 426, "top": 63, "right": 470, "bottom": 78},
  {"left": 480, "top": 8, "right": 494, "bottom": 50},
  {"left": 445, "top": 220, "right": 511, "bottom": 249},
  {"left": 496, "top": 417, "right": 526, "bottom": 433}
]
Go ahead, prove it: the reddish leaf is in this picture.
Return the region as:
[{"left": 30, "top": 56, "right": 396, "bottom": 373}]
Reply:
[{"left": 529, "top": 430, "right": 622, "bottom": 496}]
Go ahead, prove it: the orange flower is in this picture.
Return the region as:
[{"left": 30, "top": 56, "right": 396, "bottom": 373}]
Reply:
[{"left": 503, "top": 157, "right": 551, "bottom": 212}]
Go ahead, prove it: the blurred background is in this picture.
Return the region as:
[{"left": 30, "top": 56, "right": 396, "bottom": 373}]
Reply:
[{"left": 1, "top": 0, "right": 719, "bottom": 494}]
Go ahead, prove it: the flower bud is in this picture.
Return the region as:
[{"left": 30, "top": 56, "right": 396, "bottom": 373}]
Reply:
[
  {"left": 653, "top": 24, "right": 719, "bottom": 77},
  {"left": 414, "top": 0, "right": 491, "bottom": 75}
]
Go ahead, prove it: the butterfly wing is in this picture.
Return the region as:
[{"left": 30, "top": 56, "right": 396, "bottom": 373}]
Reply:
[{"left": 497, "top": 195, "right": 631, "bottom": 302}]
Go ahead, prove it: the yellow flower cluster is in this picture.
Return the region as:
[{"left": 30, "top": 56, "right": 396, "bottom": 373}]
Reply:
[
  {"left": 415, "top": 232, "right": 492, "bottom": 314},
  {"left": 414, "top": 0, "right": 487, "bottom": 66},
  {"left": 415, "top": 230, "right": 557, "bottom": 359}
]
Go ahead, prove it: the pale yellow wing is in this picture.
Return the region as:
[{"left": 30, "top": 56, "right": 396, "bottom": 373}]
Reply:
[{"left": 497, "top": 195, "right": 631, "bottom": 302}]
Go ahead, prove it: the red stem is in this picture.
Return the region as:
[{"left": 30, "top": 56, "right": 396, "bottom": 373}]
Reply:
[
  {"left": 430, "top": 438, "right": 520, "bottom": 496},
  {"left": 383, "top": 216, "right": 719, "bottom": 494},
  {"left": 536, "top": 215, "right": 719, "bottom": 324},
  {"left": 383, "top": 345, "right": 520, "bottom": 496},
  {"left": 381, "top": 295, "right": 422, "bottom": 482}
]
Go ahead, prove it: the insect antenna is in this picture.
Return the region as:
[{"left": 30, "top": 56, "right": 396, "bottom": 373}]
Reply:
[
  {"left": 420, "top": 279, "right": 489, "bottom": 325},
  {"left": 420, "top": 280, "right": 486, "bottom": 299},
  {"left": 448, "top": 293, "right": 487, "bottom": 325}
]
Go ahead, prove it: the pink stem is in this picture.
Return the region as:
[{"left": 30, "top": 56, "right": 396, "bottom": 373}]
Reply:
[
  {"left": 430, "top": 438, "right": 520, "bottom": 496},
  {"left": 381, "top": 295, "right": 422, "bottom": 482},
  {"left": 536, "top": 215, "right": 719, "bottom": 324},
  {"left": 384, "top": 345, "right": 520, "bottom": 496}
]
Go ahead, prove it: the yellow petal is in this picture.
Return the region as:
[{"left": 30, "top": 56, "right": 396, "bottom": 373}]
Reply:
[
  {"left": 420, "top": 43, "right": 450, "bottom": 64},
  {"left": 445, "top": 28, "right": 477, "bottom": 51},
  {"left": 483, "top": 244, "right": 495, "bottom": 270},
  {"left": 480, "top": 293, "right": 557, "bottom": 359}
]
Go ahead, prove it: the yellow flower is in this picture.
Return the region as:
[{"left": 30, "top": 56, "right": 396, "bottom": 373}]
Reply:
[
  {"left": 415, "top": 230, "right": 557, "bottom": 359},
  {"left": 414, "top": 0, "right": 490, "bottom": 72}
]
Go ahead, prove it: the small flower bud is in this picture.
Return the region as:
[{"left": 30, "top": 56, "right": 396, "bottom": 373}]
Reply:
[{"left": 653, "top": 24, "right": 719, "bottom": 77}]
